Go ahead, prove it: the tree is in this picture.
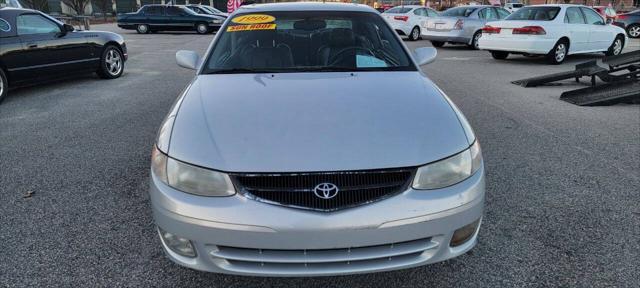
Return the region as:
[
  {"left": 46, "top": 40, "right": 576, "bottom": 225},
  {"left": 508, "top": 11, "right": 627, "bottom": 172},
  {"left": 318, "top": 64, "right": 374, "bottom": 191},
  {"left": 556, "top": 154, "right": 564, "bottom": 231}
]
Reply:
[
  {"left": 92, "top": 0, "right": 113, "bottom": 19},
  {"left": 21, "top": 0, "right": 49, "bottom": 11},
  {"left": 61, "top": 0, "right": 91, "bottom": 15}
]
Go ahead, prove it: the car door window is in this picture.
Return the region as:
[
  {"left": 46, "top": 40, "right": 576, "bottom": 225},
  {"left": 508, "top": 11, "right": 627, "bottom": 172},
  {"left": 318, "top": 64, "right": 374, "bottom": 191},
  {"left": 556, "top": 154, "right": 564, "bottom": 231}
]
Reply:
[
  {"left": 145, "top": 6, "right": 163, "bottom": 16},
  {"left": 478, "top": 8, "right": 487, "bottom": 19},
  {"left": 427, "top": 9, "right": 439, "bottom": 17},
  {"left": 479, "top": 8, "right": 498, "bottom": 20},
  {"left": 497, "top": 8, "right": 510, "bottom": 19},
  {"left": 581, "top": 8, "right": 604, "bottom": 25},
  {"left": 413, "top": 8, "right": 423, "bottom": 16},
  {"left": 564, "top": 7, "right": 585, "bottom": 24},
  {"left": 16, "top": 14, "right": 60, "bottom": 35},
  {"left": 167, "top": 6, "right": 184, "bottom": 16}
]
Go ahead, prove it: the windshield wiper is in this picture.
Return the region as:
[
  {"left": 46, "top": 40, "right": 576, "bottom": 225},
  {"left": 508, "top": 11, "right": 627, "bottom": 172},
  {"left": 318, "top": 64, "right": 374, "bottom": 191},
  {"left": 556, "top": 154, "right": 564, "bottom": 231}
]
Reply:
[
  {"left": 295, "top": 66, "right": 358, "bottom": 72},
  {"left": 203, "top": 68, "right": 282, "bottom": 74}
]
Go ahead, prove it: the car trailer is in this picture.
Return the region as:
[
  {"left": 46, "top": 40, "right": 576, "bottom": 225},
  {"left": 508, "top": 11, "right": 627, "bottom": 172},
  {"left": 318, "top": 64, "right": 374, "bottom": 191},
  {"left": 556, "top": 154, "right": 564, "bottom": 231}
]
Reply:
[{"left": 511, "top": 50, "right": 640, "bottom": 106}]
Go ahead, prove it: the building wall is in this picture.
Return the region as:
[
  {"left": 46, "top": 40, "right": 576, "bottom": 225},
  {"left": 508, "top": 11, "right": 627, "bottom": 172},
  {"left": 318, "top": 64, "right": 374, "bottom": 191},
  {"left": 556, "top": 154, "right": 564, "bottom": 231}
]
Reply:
[{"left": 47, "top": 0, "right": 61, "bottom": 12}]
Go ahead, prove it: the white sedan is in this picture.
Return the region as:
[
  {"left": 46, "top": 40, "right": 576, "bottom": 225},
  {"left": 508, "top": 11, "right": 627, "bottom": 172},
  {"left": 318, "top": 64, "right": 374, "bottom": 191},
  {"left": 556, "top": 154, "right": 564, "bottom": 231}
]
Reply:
[
  {"left": 478, "top": 4, "right": 627, "bottom": 64},
  {"left": 382, "top": 5, "right": 440, "bottom": 41}
]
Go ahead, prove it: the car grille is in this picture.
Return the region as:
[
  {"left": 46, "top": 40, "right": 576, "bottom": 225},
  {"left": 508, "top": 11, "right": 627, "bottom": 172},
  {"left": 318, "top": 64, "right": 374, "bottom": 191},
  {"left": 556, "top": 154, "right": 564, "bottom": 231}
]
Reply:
[
  {"left": 231, "top": 168, "right": 415, "bottom": 211},
  {"left": 208, "top": 237, "right": 438, "bottom": 276}
]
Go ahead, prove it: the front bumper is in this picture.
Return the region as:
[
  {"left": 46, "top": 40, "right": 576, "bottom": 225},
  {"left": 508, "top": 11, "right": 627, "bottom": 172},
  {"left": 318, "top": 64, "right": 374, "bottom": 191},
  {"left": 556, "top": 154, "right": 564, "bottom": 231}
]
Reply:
[
  {"left": 478, "top": 36, "right": 556, "bottom": 55},
  {"left": 149, "top": 167, "right": 485, "bottom": 276},
  {"left": 421, "top": 29, "right": 470, "bottom": 44}
]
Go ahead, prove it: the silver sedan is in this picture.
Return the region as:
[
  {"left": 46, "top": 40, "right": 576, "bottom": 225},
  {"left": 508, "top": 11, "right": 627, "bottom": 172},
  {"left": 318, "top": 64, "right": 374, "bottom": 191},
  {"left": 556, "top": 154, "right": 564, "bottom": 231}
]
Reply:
[
  {"left": 150, "top": 2, "right": 485, "bottom": 276},
  {"left": 421, "top": 5, "right": 511, "bottom": 49}
]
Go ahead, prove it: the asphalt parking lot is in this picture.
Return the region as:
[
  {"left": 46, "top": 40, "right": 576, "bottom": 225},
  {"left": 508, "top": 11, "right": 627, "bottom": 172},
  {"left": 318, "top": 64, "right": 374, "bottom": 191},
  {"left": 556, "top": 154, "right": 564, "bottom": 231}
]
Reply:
[{"left": 1, "top": 24, "right": 638, "bottom": 287}]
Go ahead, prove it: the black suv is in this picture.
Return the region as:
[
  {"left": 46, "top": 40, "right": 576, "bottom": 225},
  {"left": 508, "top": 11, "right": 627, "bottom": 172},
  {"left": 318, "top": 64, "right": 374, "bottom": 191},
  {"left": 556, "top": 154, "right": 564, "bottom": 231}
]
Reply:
[{"left": 117, "top": 4, "right": 224, "bottom": 34}]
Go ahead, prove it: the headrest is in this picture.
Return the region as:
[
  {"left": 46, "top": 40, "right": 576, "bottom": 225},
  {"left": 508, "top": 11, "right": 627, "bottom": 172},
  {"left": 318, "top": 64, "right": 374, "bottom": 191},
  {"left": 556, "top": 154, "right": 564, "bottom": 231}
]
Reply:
[
  {"left": 534, "top": 11, "right": 548, "bottom": 20},
  {"left": 329, "top": 28, "right": 355, "bottom": 47},
  {"left": 252, "top": 30, "right": 277, "bottom": 47}
]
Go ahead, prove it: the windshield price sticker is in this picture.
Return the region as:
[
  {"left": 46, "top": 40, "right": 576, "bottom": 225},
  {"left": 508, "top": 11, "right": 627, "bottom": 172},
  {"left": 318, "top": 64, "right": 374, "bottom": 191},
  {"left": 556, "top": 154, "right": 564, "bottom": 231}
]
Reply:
[
  {"left": 231, "top": 14, "right": 275, "bottom": 24},
  {"left": 227, "top": 23, "right": 276, "bottom": 32}
]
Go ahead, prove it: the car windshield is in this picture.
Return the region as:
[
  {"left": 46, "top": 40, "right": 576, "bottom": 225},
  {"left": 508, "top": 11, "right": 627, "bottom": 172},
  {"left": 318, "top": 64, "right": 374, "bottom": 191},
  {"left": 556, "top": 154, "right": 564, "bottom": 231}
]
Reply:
[
  {"left": 512, "top": 4, "right": 523, "bottom": 7},
  {"left": 384, "top": 7, "right": 412, "bottom": 13},
  {"left": 203, "top": 11, "right": 416, "bottom": 74},
  {"left": 506, "top": 6, "right": 561, "bottom": 20},
  {"left": 442, "top": 7, "right": 477, "bottom": 17},
  {"left": 208, "top": 7, "right": 223, "bottom": 13}
]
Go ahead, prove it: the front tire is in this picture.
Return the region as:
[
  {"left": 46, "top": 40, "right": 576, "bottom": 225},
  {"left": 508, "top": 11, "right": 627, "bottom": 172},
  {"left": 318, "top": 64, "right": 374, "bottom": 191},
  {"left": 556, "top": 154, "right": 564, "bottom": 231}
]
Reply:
[
  {"left": 409, "top": 26, "right": 420, "bottom": 41},
  {"left": 196, "top": 23, "right": 209, "bottom": 34},
  {"left": 490, "top": 50, "right": 509, "bottom": 60},
  {"left": 546, "top": 39, "right": 568, "bottom": 65},
  {"left": 431, "top": 41, "right": 445, "bottom": 47},
  {"left": 470, "top": 31, "right": 482, "bottom": 50},
  {"left": 136, "top": 24, "right": 149, "bottom": 34},
  {"left": 97, "top": 45, "right": 124, "bottom": 79},
  {"left": 627, "top": 24, "right": 640, "bottom": 38},
  {"left": 605, "top": 35, "right": 624, "bottom": 56},
  {"left": 0, "top": 68, "right": 8, "bottom": 104}
]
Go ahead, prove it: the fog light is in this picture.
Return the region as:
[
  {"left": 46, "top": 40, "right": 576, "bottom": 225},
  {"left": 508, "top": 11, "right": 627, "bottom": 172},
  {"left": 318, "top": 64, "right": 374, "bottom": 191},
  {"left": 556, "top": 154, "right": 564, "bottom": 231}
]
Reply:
[
  {"left": 158, "top": 227, "right": 196, "bottom": 257},
  {"left": 450, "top": 219, "right": 480, "bottom": 247}
]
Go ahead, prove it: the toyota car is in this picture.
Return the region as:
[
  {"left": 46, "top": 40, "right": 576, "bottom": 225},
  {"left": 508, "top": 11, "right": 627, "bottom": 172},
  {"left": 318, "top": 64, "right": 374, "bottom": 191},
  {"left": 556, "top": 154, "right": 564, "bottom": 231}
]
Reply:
[{"left": 150, "top": 2, "right": 485, "bottom": 276}]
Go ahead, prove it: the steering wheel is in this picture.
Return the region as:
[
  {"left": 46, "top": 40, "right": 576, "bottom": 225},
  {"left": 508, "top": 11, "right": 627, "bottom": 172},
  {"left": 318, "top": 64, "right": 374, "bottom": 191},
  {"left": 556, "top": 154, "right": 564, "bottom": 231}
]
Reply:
[{"left": 327, "top": 47, "right": 375, "bottom": 66}]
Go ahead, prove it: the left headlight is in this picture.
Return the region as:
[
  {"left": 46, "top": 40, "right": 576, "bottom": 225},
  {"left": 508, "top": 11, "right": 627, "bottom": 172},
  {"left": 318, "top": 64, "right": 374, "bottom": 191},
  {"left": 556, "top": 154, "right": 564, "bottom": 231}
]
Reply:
[
  {"left": 412, "top": 141, "right": 482, "bottom": 190},
  {"left": 151, "top": 146, "right": 236, "bottom": 197}
]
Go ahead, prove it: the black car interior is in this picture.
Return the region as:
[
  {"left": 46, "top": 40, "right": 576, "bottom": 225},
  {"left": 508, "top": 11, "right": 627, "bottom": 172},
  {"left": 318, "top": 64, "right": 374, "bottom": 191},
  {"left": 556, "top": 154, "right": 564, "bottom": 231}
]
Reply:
[{"left": 210, "top": 17, "right": 406, "bottom": 71}]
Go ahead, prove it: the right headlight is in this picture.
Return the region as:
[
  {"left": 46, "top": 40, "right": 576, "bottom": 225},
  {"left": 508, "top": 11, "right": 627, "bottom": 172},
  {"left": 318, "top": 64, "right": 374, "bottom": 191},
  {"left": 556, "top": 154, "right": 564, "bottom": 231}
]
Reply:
[
  {"left": 151, "top": 146, "right": 236, "bottom": 197},
  {"left": 412, "top": 141, "right": 482, "bottom": 190}
]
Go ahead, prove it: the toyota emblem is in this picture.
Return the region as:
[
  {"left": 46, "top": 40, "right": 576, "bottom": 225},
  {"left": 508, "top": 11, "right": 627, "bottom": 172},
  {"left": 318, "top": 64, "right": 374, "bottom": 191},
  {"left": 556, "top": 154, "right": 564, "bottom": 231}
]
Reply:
[{"left": 313, "top": 183, "right": 339, "bottom": 199}]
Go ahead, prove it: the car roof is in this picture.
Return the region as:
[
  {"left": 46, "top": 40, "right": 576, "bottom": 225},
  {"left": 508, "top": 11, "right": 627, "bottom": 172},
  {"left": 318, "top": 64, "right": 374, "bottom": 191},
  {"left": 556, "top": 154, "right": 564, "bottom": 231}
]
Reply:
[
  {"left": 389, "top": 5, "right": 425, "bottom": 9},
  {"left": 528, "top": 4, "right": 589, "bottom": 7},
  {"left": 0, "top": 7, "right": 40, "bottom": 18},
  {"left": 237, "top": 2, "right": 378, "bottom": 13},
  {"left": 0, "top": 7, "right": 35, "bottom": 13},
  {"left": 451, "top": 5, "right": 492, "bottom": 8},
  {"left": 144, "top": 4, "right": 186, "bottom": 7}
]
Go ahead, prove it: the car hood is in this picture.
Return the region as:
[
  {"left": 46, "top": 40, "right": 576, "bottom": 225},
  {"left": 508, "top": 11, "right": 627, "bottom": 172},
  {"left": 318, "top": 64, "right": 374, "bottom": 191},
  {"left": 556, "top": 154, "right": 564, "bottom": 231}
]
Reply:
[{"left": 169, "top": 71, "right": 470, "bottom": 172}]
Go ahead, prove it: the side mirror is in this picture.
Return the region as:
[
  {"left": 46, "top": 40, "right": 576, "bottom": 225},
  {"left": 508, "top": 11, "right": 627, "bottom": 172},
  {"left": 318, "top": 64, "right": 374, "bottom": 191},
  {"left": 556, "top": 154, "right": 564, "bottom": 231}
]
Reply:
[
  {"left": 63, "top": 23, "right": 74, "bottom": 32},
  {"left": 176, "top": 50, "right": 201, "bottom": 70},
  {"left": 414, "top": 47, "right": 437, "bottom": 66},
  {"left": 606, "top": 18, "right": 613, "bottom": 24}
]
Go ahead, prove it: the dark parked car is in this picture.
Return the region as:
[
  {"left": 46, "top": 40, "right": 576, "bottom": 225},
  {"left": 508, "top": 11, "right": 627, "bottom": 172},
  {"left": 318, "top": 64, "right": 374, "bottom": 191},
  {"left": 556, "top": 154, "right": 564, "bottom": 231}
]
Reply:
[
  {"left": 0, "top": 7, "right": 127, "bottom": 103},
  {"left": 117, "top": 4, "right": 224, "bottom": 34},
  {"left": 614, "top": 9, "right": 640, "bottom": 38},
  {"left": 185, "top": 4, "right": 228, "bottom": 18}
]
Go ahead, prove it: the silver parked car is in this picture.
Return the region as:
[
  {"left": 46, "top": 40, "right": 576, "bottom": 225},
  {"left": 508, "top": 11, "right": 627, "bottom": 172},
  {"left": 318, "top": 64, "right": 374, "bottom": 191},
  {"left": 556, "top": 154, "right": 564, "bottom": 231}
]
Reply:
[
  {"left": 422, "top": 5, "right": 510, "bottom": 49},
  {"left": 150, "top": 2, "right": 485, "bottom": 276}
]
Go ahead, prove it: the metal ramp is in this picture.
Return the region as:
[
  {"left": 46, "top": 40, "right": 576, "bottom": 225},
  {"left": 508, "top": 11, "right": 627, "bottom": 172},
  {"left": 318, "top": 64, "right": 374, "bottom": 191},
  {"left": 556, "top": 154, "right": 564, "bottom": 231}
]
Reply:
[
  {"left": 559, "top": 79, "right": 640, "bottom": 106},
  {"left": 603, "top": 50, "right": 640, "bottom": 69},
  {"left": 511, "top": 61, "right": 607, "bottom": 87},
  {"left": 511, "top": 51, "right": 640, "bottom": 106}
]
